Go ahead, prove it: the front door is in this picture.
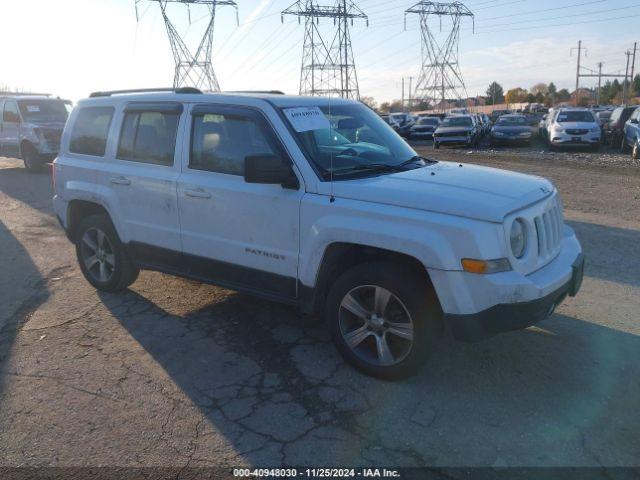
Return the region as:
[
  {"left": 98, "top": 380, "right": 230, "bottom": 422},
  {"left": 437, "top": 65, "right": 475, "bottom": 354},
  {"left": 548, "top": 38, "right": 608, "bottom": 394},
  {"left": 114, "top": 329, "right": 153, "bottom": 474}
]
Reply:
[
  {"left": 177, "top": 104, "right": 303, "bottom": 300},
  {"left": 1, "top": 100, "right": 21, "bottom": 158}
]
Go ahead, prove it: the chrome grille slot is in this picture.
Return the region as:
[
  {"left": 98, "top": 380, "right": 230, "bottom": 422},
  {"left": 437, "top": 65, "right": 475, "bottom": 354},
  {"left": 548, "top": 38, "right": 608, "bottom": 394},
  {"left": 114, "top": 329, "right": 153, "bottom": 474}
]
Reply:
[{"left": 534, "top": 198, "right": 562, "bottom": 262}]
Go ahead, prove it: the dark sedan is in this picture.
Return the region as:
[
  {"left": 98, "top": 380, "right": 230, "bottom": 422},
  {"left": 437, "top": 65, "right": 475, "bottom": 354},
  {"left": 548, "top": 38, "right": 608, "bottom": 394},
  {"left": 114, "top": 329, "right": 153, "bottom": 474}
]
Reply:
[
  {"left": 489, "top": 114, "right": 533, "bottom": 146},
  {"left": 433, "top": 115, "right": 479, "bottom": 148},
  {"left": 409, "top": 117, "right": 440, "bottom": 139}
]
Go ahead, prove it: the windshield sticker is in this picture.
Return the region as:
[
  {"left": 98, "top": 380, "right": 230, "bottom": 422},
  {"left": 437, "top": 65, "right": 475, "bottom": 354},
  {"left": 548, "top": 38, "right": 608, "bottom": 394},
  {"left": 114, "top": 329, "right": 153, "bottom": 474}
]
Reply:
[
  {"left": 26, "top": 105, "right": 41, "bottom": 113},
  {"left": 283, "top": 107, "right": 330, "bottom": 132}
]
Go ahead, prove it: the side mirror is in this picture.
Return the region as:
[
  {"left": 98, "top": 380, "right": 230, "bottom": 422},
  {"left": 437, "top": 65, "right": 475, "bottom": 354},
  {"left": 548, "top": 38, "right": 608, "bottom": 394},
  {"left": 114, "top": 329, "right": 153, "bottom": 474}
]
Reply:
[{"left": 244, "top": 154, "right": 298, "bottom": 189}]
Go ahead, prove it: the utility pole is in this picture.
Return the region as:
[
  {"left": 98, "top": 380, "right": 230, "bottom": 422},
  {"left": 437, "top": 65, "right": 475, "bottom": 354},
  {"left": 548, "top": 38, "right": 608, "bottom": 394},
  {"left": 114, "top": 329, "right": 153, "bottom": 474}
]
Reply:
[
  {"left": 283, "top": 0, "right": 368, "bottom": 99},
  {"left": 135, "top": 0, "right": 238, "bottom": 92},
  {"left": 623, "top": 49, "right": 631, "bottom": 104},
  {"left": 401, "top": 78, "right": 405, "bottom": 111},
  {"left": 408, "top": 76, "right": 413, "bottom": 111},
  {"left": 596, "top": 62, "right": 603, "bottom": 105},
  {"left": 571, "top": 40, "right": 583, "bottom": 106}
]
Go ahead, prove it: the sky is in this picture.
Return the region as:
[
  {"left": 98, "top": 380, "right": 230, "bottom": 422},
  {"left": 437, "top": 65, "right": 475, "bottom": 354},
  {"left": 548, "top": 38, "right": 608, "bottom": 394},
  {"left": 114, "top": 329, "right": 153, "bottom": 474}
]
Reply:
[{"left": 0, "top": 0, "right": 637, "bottom": 103}]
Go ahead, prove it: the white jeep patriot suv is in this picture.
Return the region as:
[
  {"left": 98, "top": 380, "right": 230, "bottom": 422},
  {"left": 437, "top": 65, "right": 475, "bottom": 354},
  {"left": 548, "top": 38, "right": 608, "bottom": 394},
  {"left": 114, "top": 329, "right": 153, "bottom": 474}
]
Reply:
[{"left": 53, "top": 88, "right": 584, "bottom": 379}]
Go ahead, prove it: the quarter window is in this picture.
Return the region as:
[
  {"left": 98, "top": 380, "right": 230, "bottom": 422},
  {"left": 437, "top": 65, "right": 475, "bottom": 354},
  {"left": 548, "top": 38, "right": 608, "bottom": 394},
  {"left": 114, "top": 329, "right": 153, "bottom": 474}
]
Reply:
[
  {"left": 117, "top": 111, "right": 179, "bottom": 166},
  {"left": 190, "top": 111, "right": 277, "bottom": 175},
  {"left": 69, "top": 107, "right": 114, "bottom": 157}
]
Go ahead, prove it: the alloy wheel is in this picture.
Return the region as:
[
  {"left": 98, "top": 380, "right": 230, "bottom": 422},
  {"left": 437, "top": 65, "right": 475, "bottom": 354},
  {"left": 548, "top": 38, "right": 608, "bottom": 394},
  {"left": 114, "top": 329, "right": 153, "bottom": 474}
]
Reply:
[
  {"left": 338, "top": 285, "right": 414, "bottom": 367},
  {"left": 80, "top": 227, "right": 116, "bottom": 283}
]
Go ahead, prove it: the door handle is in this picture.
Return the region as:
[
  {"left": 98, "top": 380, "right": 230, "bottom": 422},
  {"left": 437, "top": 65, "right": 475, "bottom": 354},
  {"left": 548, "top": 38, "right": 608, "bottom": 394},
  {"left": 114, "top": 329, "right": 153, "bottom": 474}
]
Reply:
[
  {"left": 184, "top": 188, "right": 211, "bottom": 199},
  {"left": 110, "top": 176, "right": 131, "bottom": 186}
]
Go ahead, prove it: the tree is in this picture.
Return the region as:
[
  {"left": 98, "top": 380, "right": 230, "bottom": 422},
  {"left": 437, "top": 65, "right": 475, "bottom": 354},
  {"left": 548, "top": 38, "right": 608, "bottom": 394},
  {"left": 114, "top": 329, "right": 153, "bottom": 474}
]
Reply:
[
  {"left": 505, "top": 87, "right": 528, "bottom": 104},
  {"left": 556, "top": 89, "right": 571, "bottom": 102},
  {"left": 379, "top": 102, "right": 391, "bottom": 113},
  {"left": 526, "top": 93, "right": 536, "bottom": 103},
  {"left": 547, "top": 82, "right": 557, "bottom": 96},
  {"left": 360, "top": 96, "right": 378, "bottom": 110},
  {"left": 530, "top": 83, "right": 548, "bottom": 96},
  {"left": 633, "top": 74, "right": 640, "bottom": 97},
  {"left": 485, "top": 81, "right": 504, "bottom": 105},
  {"left": 535, "top": 92, "right": 544, "bottom": 103}
]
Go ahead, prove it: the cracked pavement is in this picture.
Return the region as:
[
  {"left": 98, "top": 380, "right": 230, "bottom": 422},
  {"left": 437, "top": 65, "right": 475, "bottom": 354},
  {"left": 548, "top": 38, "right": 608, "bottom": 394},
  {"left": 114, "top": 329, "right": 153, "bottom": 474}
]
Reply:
[{"left": 0, "top": 153, "right": 639, "bottom": 468}]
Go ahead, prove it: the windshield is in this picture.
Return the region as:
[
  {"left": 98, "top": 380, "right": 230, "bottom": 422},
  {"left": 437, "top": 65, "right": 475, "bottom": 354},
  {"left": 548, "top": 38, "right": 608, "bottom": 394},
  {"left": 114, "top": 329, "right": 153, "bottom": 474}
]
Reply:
[
  {"left": 440, "top": 116, "right": 472, "bottom": 127},
  {"left": 282, "top": 103, "right": 425, "bottom": 179},
  {"left": 418, "top": 118, "right": 439, "bottom": 125},
  {"left": 556, "top": 111, "right": 595, "bottom": 123},
  {"left": 17, "top": 99, "right": 68, "bottom": 123},
  {"left": 496, "top": 116, "right": 527, "bottom": 125}
]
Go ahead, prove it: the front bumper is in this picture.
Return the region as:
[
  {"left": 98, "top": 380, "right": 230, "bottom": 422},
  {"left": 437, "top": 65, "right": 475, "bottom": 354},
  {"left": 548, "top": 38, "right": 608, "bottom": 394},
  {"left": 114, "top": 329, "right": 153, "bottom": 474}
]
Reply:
[
  {"left": 429, "top": 225, "right": 584, "bottom": 341},
  {"left": 446, "top": 253, "right": 584, "bottom": 341},
  {"left": 435, "top": 136, "right": 472, "bottom": 145},
  {"left": 550, "top": 131, "right": 600, "bottom": 146},
  {"left": 491, "top": 135, "right": 531, "bottom": 144}
]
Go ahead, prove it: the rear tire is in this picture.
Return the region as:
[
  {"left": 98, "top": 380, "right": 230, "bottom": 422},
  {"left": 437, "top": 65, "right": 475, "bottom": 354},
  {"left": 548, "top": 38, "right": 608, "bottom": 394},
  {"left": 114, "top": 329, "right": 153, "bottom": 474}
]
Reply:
[
  {"left": 325, "top": 261, "right": 440, "bottom": 379},
  {"left": 75, "top": 214, "right": 139, "bottom": 292},
  {"left": 621, "top": 135, "right": 629, "bottom": 153},
  {"left": 22, "top": 144, "right": 44, "bottom": 173}
]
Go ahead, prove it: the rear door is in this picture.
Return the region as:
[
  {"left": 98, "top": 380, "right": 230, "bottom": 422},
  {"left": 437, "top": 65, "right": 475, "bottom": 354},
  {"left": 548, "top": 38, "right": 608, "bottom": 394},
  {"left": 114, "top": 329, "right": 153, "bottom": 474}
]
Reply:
[
  {"left": 1, "top": 100, "right": 21, "bottom": 157},
  {"left": 104, "top": 102, "right": 184, "bottom": 265},
  {"left": 177, "top": 104, "right": 303, "bottom": 300}
]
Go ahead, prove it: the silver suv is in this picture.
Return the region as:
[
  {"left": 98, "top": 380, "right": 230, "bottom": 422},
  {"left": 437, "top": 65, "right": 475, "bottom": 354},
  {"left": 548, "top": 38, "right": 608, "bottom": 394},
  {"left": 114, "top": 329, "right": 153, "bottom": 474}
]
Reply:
[{"left": 0, "top": 94, "right": 71, "bottom": 172}]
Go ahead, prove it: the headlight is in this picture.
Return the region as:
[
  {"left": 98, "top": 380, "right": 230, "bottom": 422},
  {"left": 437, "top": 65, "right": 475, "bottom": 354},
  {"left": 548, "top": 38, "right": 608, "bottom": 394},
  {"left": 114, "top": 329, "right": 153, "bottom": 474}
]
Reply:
[
  {"left": 555, "top": 127, "right": 565, "bottom": 133},
  {"left": 510, "top": 219, "right": 526, "bottom": 258},
  {"left": 493, "top": 131, "right": 504, "bottom": 136}
]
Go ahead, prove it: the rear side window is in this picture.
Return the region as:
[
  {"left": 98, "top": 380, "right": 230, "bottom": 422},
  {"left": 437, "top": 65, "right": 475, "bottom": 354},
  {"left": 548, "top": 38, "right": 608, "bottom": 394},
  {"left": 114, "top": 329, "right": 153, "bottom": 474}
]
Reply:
[
  {"left": 69, "top": 107, "right": 114, "bottom": 156},
  {"left": 117, "top": 111, "right": 179, "bottom": 166},
  {"left": 190, "top": 111, "right": 277, "bottom": 176}
]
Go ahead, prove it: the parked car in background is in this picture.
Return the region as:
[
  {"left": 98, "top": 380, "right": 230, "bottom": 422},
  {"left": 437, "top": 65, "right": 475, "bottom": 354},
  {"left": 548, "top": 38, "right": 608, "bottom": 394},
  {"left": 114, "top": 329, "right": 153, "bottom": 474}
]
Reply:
[
  {"left": 596, "top": 110, "right": 612, "bottom": 128},
  {"left": 620, "top": 107, "right": 640, "bottom": 161},
  {"left": 433, "top": 114, "right": 480, "bottom": 148},
  {"left": 0, "top": 94, "right": 71, "bottom": 172},
  {"left": 490, "top": 109, "right": 511, "bottom": 124},
  {"left": 603, "top": 106, "right": 638, "bottom": 147},
  {"left": 389, "top": 112, "right": 415, "bottom": 137},
  {"left": 547, "top": 108, "right": 601, "bottom": 151},
  {"left": 490, "top": 114, "right": 533, "bottom": 147},
  {"left": 409, "top": 116, "right": 440, "bottom": 139},
  {"left": 52, "top": 88, "right": 584, "bottom": 378}
]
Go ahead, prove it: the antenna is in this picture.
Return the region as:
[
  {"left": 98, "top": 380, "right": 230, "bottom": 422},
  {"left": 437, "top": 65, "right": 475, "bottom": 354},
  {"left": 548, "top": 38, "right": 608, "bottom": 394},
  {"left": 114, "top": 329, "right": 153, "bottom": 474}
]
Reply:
[
  {"left": 135, "top": 0, "right": 238, "bottom": 92},
  {"left": 282, "top": 0, "right": 368, "bottom": 100},
  {"left": 405, "top": 1, "right": 474, "bottom": 111}
]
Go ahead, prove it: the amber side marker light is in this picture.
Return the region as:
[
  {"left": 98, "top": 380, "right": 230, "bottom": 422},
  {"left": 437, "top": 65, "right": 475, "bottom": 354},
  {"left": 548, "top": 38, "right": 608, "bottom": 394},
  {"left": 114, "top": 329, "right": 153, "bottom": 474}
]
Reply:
[{"left": 461, "top": 258, "right": 511, "bottom": 274}]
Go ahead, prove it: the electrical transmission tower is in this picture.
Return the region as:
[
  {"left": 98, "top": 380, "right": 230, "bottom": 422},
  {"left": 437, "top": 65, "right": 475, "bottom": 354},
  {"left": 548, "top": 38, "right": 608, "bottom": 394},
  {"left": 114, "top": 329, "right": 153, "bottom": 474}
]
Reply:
[
  {"left": 135, "top": 0, "right": 238, "bottom": 92},
  {"left": 405, "top": 1, "right": 474, "bottom": 110},
  {"left": 282, "top": 1, "right": 367, "bottom": 99}
]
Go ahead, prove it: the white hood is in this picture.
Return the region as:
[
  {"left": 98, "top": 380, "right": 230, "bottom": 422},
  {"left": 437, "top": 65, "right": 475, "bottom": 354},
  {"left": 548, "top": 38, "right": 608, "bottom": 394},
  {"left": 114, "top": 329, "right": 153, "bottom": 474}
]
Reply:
[{"left": 328, "top": 161, "right": 554, "bottom": 223}]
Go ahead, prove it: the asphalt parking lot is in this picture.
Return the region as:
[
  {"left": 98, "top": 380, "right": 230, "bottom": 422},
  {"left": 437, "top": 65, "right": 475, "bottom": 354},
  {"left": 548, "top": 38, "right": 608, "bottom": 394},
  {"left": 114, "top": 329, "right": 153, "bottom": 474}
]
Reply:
[{"left": 1, "top": 141, "right": 639, "bottom": 468}]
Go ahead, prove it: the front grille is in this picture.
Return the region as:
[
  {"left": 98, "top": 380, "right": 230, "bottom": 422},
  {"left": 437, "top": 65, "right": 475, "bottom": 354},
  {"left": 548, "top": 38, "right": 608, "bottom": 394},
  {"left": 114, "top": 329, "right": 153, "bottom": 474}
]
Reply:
[
  {"left": 566, "top": 129, "right": 588, "bottom": 135},
  {"left": 534, "top": 200, "right": 563, "bottom": 262}
]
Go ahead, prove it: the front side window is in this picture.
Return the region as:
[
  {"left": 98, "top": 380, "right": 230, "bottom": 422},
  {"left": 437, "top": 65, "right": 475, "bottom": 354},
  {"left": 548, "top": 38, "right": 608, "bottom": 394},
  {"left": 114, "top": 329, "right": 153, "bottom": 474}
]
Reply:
[
  {"left": 117, "top": 111, "right": 179, "bottom": 166},
  {"left": 3, "top": 101, "right": 20, "bottom": 123},
  {"left": 17, "top": 99, "right": 68, "bottom": 123},
  {"left": 281, "top": 103, "right": 424, "bottom": 180},
  {"left": 190, "top": 111, "right": 277, "bottom": 176},
  {"left": 69, "top": 107, "right": 114, "bottom": 157}
]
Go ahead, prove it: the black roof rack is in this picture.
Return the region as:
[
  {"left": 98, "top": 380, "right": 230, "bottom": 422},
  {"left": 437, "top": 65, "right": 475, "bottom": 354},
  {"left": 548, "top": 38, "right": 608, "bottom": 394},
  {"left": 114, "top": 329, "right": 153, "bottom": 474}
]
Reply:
[
  {"left": 89, "top": 87, "right": 202, "bottom": 98},
  {"left": 225, "top": 90, "right": 285, "bottom": 95}
]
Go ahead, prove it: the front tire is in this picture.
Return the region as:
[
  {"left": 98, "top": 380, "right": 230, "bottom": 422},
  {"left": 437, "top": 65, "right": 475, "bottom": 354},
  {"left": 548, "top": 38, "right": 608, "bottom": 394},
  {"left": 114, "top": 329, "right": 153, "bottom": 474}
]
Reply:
[
  {"left": 621, "top": 135, "right": 629, "bottom": 153},
  {"left": 325, "top": 262, "right": 440, "bottom": 379},
  {"left": 433, "top": 141, "right": 440, "bottom": 149},
  {"left": 75, "top": 214, "right": 139, "bottom": 292}
]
